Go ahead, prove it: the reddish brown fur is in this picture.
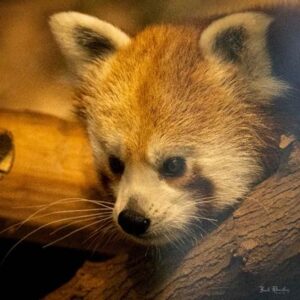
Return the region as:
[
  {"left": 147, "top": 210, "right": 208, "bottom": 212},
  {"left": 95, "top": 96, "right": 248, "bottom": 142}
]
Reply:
[
  {"left": 77, "top": 24, "right": 281, "bottom": 188},
  {"left": 51, "top": 6, "right": 296, "bottom": 244}
]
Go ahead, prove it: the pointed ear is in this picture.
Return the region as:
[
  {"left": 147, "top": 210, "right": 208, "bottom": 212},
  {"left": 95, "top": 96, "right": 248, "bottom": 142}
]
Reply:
[
  {"left": 49, "top": 12, "right": 130, "bottom": 71},
  {"left": 200, "top": 12, "right": 273, "bottom": 75},
  {"left": 199, "top": 12, "right": 289, "bottom": 100}
]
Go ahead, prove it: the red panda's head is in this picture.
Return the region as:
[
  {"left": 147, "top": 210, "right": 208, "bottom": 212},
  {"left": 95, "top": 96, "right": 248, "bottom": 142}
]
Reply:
[{"left": 50, "top": 12, "right": 287, "bottom": 245}]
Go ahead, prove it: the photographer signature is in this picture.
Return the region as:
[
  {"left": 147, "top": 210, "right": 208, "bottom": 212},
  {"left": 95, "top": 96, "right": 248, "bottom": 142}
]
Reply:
[{"left": 259, "top": 285, "right": 290, "bottom": 295}]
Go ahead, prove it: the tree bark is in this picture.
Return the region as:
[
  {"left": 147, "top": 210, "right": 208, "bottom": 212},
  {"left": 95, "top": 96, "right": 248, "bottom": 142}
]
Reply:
[{"left": 45, "top": 143, "right": 300, "bottom": 299}]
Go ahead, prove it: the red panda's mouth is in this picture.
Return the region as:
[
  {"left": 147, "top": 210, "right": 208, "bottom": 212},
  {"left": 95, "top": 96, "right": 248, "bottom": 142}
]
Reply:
[{"left": 122, "top": 232, "right": 171, "bottom": 246}]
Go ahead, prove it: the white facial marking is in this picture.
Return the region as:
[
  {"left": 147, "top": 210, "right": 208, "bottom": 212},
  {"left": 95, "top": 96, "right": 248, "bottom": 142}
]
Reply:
[{"left": 112, "top": 161, "right": 196, "bottom": 245}]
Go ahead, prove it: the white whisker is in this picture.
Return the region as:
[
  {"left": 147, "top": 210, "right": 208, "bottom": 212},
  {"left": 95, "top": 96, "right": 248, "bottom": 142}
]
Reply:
[
  {"left": 43, "top": 218, "right": 111, "bottom": 249},
  {"left": 1, "top": 198, "right": 113, "bottom": 235},
  {"left": 50, "top": 214, "right": 111, "bottom": 235},
  {"left": 0, "top": 212, "right": 106, "bottom": 265},
  {"left": 83, "top": 219, "right": 112, "bottom": 245}
]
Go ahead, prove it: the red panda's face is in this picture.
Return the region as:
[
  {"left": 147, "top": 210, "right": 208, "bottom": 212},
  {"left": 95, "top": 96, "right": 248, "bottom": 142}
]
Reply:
[{"left": 50, "top": 12, "right": 286, "bottom": 245}]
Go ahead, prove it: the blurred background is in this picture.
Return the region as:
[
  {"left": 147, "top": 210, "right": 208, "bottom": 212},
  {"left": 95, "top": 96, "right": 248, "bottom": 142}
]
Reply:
[{"left": 0, "top": 0, "right": 292, "bottom": 119}]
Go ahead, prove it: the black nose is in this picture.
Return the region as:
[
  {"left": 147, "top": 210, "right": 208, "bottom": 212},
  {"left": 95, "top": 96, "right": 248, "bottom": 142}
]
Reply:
[{"left": 118, "top": 209, "right": 150, "bottom": 236}]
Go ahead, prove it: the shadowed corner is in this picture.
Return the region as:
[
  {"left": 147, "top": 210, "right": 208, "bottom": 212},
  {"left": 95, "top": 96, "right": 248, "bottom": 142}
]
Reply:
[{"left": 0, "top": 130, "right": 14, "bottom": 180}]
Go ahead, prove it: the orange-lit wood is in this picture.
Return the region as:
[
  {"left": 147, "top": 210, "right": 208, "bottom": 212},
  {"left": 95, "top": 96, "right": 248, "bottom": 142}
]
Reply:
[{"left": 0, "top": 110, "right": 127, "bottom": 252}]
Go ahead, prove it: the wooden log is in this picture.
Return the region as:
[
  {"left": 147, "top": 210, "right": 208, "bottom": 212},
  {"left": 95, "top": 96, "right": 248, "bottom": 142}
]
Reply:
[
  {"left": 45, "top": 141, "right": 300, "bottom": 299},
  {"left": 0, "top": 110, "right": 128, "bottom": 252}
]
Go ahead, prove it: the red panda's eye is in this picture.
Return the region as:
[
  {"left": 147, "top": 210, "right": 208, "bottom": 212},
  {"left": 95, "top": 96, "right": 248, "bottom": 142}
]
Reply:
[
  {"left": 160, "top": 157, "right": 186, "bottom": 178},
  {"left": 109, "top": 155, "right": 125, "bottom": 175}
]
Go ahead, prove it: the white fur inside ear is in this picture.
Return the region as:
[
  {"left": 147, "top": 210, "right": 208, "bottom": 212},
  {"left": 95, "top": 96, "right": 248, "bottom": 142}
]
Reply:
[
  {"left": 199, "top": 12, "right": 288, "bottom": 101},
  {"left": 200, "top": 12, "right": 273, "bottom": 63},
  {"left": 49, "top": 11, "right": 130, "bottom": 70}
]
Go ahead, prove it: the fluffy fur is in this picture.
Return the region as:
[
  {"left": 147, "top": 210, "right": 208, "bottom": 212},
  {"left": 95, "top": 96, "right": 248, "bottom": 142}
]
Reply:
[{"left": 50, "top": 10, "right": 294, "bottom": 245}]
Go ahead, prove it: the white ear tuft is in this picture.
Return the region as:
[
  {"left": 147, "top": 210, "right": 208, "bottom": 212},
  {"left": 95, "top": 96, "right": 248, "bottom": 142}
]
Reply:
[
  {"left": 200, "top": 12, "right": 288, "bottom": 100},
  {"left": 200, "top": 12, "right": 273, "bottom": 68},
  {"left": 49, "top": 12, "right": 130, "bottom": 71}
]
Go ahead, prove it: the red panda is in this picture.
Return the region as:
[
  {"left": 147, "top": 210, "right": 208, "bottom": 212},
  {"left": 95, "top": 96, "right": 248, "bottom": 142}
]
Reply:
[{"left": 49, "top": 6, "right": 300, "bottom": 245}]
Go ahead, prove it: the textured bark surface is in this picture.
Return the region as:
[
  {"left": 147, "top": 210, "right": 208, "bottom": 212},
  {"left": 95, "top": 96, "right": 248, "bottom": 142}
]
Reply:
[{"left": 46, "top": 142, "right": 300, "bottom": 299}]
